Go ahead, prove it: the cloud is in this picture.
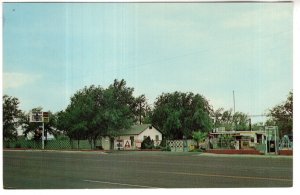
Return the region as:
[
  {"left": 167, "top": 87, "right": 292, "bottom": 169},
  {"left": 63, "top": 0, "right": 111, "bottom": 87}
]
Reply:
[{"left": 3, "top": 72, "right": 42, "bottom": 89}]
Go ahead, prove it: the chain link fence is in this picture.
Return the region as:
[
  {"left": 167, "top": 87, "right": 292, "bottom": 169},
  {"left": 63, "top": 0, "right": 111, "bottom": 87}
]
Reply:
[{"left": 3, "top": 139, "right": 102, "bottom": 150}]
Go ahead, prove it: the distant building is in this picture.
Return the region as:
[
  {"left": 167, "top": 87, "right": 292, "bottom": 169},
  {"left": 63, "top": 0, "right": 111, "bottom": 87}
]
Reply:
[
  {"left": 209, "top": 130, "right": 267, "bottom": 150},
  {"left": 101, "top": 124, "right": 162, "bottom": 150}
]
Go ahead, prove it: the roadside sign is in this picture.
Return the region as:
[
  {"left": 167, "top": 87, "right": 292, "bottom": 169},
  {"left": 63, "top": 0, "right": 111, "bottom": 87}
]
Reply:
[
  {"left": 43, "top": 112, "right": 50, "bottom": 123},
  {"left": 30, "top": 112, "right": 43, "bottom": 122},
  {"left": 124, "top": 140, "right": 131, "bottom": 149},
  {"left": 30, "top": 111, "right": 50, "bottom": 123}
]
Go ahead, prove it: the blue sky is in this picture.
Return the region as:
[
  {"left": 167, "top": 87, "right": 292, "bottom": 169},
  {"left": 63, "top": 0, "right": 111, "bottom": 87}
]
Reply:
[{"left": 3, "top": 2, "right": 293, "bottom": 123}]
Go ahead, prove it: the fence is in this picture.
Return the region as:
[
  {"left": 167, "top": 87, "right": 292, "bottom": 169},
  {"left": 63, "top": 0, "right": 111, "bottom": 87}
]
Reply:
[
  {"left": 167, "top": 139, "right": 203, "bottom": 152},
  {"left": 3, "top": 139, "right": 103, "bottom": 150}
]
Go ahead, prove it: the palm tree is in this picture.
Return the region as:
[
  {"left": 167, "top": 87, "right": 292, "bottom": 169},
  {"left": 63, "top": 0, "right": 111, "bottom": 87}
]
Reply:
[{"left": 192, "top": 131, "right": 207, "bottom": 149}]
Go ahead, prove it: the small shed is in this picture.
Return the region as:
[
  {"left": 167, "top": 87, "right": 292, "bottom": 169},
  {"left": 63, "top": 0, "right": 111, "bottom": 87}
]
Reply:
[
  {"left": 209, "top": 130, "right": 267, "bottom": 150},
  {"left": 102, "top": 124, "right": 162, "bottom": 150}
]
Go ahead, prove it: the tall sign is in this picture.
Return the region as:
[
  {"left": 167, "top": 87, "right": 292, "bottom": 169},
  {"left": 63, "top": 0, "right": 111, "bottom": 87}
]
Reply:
[
  {"left": 43, "top": 112, "right": 50, "bottom": 123},
  {"left": 30, "top": 111, "right": 43, "bottom": 122},
  {"left": 265, "top": 126, "right": 279, "bottom": 154},
  {"left": 29, "top": 111, "right": 50, "bottom": 150}
]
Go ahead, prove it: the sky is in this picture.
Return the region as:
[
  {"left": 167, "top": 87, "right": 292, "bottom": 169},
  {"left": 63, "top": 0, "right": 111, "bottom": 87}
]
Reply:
[{"left": 2, "top": 2, "right": 293, "bottom": 123}]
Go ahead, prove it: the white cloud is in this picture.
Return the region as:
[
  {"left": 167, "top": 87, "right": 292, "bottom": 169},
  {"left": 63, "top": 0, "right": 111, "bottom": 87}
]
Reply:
[{"left": 3, "top": 72, "right": 42, "bottom": 89}]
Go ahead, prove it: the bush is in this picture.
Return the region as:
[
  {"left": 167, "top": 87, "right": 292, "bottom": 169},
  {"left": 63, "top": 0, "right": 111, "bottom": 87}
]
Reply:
[
  {"left": 56, "top": 135, "right": 69, "bottom": 140},
  {"left": 159, "top": 139, "right": 167, "bottom": 147},
  {"left": 15, "top": 143, "right": 22, "bottom": 148},
  {"left": 189, "top": 148, "right": 204, "bottom": 152},
  {"left": 141, "top": 136, "right": 154, "bottom": 149},
  {"left": 161, "top": 146, "right": 171, "bottom": 151},
  {"left": 154, "top": 145, "right": 162, "bottom": 150},
  {"left": 95, "top": 146, "right": 104, "bottom": 150},
  {"left": 4, "top": 142, "right": 10, "bottom": 148}
]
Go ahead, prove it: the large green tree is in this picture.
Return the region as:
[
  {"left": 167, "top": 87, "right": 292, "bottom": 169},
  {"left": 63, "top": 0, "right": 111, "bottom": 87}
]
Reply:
[
  {"left": 57, "top": 79, "right": 140, "bottom": 149},
  {"left": 267, "top": 91, "right": 293, "bottom": 137},
  {"left": 213, "top": 108, "right": 249, "bottom": 131},
  {"left": 3, "top": 95, "right": 22, "bottom": 141},
  {"left": 134, "top": 95, "right": 151, "bottom": 125},
  {"left": 151, "top": 92, "right": 213, "bottom": 139}
]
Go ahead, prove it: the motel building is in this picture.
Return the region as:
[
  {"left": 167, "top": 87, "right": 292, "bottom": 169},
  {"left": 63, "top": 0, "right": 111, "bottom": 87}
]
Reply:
[
  {"left": 208, "top": 127, "right": 279, "bottom": 154},
  {"left": 101, "top": 124, "right": 162, "bottom": 150}
]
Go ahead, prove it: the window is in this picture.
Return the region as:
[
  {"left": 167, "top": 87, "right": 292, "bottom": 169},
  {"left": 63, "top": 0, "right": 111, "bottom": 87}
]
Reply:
[
  {"left": 155, "top": 135, "right": 159, "bottom": 141},
  {"left": 130, "top": 136, "right": 134, "bottom": 145},
  {"left": 143, "top": 136, "right": 147, "bottom": 140}
]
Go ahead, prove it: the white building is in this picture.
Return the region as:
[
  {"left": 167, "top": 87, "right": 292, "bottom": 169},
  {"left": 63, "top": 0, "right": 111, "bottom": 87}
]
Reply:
[{"left": 102, "top": 124, "right": 162, "bottom": 150}]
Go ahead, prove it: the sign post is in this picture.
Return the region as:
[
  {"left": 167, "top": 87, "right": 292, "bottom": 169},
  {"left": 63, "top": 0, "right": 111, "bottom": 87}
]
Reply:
[
  {"left": 265, "top": 126, "right": 278, "bottom": 154},
  {"left": 42, "top": 122, "right": 45, "bottom": 150},
  {"left": 30, "top": 111, "right": 50, "bottom": 150}
]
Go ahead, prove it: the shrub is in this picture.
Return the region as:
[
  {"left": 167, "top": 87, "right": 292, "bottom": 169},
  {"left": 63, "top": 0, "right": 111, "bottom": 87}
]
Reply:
[
  {"left": 154, "top": 145, "right": 161, "bottom": 150},
  {"left": 141, "top": 136, "right": 154, "bottom": 149},
  {"left": 189, "top": 148, "right": 204, "bottom": 152},
  {"left": 15, "top": 143, "right": 22, "bottom": 148},
  {"left": 159, "top": 139, "right": 167, "bottom": 147},
  {"left": 161, "top": 146, "right": 171, "bottom": 151},
  {"left": 4, "top": 142, "right": 10, "bottom": 148}
]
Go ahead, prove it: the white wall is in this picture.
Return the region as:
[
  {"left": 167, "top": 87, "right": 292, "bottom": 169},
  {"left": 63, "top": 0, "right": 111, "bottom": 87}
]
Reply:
[
  {"left": 137, "top": 126, "right": 162, "bottom": 146},
  {"left": 102, "top": 126, "right": 163, "bottom": 150}
]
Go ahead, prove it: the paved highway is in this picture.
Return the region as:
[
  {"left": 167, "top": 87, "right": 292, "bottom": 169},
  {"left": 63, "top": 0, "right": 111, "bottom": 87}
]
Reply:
[{"left": 3, "top": 150, "right": 293, "bottom": 189}]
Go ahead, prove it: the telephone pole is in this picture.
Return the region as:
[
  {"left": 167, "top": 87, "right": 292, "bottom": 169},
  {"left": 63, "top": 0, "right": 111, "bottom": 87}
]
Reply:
[{"left": 233, "top": 90, "right": 235, "bottom": 114}]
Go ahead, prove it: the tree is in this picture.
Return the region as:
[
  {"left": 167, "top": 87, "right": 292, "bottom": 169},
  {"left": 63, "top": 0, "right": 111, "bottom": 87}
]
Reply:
[
  {"left": 212, "top": 108, "right": 249, "bottom": 131},
  {"left": 232, "top": 112, "right": 249, "bottom": 131},
  {"left": 3, "top": 95, "right": 22, "bottom": 141},
  {"left": 192, "top": 131, "right": 207, "bottom": 149},
  {"left": 267, "top": 91, "right": 293, "bottom": 137},
  {"left": 59, "top": 85, "right": 106, "bottom": 148},
  {"left": 58, "top": 79, "right": 139, "bottom": 149},
  {"left": 134, "top": 95, "right": 151, "bottom": 125},
  {"left": 151, "top": 92, "right": 213, "bottom": 139}
]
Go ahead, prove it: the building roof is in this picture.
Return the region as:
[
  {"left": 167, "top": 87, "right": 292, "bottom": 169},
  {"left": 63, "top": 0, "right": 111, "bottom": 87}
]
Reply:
[
  {"left": 210, "top": 130, "right": 266, "bottom": 135},
  {"left": 120, "top": 124, "right": 153, "bottom": 135}
]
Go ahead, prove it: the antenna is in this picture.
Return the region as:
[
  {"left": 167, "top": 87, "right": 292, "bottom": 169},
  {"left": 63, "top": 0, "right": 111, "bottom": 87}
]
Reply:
[{"left": 233, "top": 90, "right": 235, "bottom": 114}]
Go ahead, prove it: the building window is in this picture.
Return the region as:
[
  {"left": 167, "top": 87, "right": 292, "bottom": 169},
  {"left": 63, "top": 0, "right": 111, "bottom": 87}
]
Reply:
[
  {"left": 143, "top": 136, "right": 147, "bottom": 140},
  {"left": 155, "top": 135, "right": 159, "bottom": 141},
  {"left": 130, "top": 136, "right": 134, "bottom": 145}
]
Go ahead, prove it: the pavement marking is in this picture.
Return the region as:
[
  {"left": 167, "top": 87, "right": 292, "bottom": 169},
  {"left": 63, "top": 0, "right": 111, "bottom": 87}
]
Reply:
[
  {"left": 4, "top": 186, "right": 16, "bottom": 189},
  {"left": 158, "top": 171, "right": 292, "bottom": 182},
  {"left": 83, "top": 179, "right": 160, "bottom": 188}
]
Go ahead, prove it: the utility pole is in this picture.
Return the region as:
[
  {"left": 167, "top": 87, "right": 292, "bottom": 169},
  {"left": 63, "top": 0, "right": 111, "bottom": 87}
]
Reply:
[
  {"left": 233, "top": 90, "right": 235, "bottom": 114},
  {"left": 139, "top": 101, "right": 142, "bottom": 125},
  {"left": 233, "top": 90, "right": 236, "bottom": 131},
  {"left": 42, "top": 122, "right": 45, "bottom": 150}
]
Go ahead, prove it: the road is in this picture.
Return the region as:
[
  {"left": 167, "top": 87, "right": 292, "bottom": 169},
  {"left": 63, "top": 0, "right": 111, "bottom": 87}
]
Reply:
[{"left": 3, "top": 150, "right": 293, "bottom": 189}]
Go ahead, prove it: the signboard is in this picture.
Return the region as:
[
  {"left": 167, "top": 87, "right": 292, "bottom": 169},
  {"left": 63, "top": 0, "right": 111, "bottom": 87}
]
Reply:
[
  {"left": 124, "top": 140, "right": 131, "bottom": 150},
  {"left": 30, "top": 112, "right": 43, "bottom": 122},
  {"left": 30, "top": 111, "right": 50, "bottom": 123},
  {"left": 265, "top": 126, "right": 278, "bottom": 140},
  {"left": 43, "top": 112, "right": 50, "bottom": 123},
  {"left": 135, "top": 141, "right": 142, "bottom": 149},
  {"left": 114, "top": 140, "right": 124, "bottom": 150}
]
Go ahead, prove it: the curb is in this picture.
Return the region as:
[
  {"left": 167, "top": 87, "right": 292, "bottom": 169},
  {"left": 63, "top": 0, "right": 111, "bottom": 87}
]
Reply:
[{"left": 198, "top": 152, "right": 293, "bottom": 159}]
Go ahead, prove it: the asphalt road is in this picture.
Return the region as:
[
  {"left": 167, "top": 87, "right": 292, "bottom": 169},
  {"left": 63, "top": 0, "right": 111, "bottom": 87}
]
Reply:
[{"left": 3, "top": 150, "right": 293, "bottom": 189}]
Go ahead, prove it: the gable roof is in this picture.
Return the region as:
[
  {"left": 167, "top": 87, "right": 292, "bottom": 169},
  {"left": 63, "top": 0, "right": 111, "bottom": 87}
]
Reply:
[{"left": 120, "top": 124, "right": 152, "bottom": 135}]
